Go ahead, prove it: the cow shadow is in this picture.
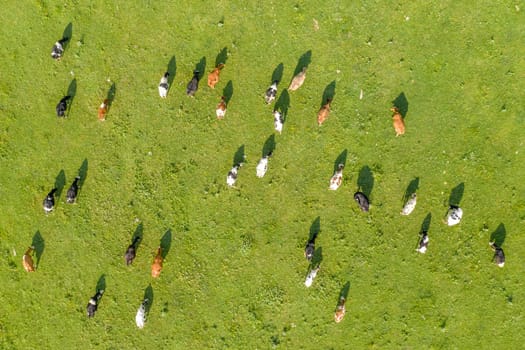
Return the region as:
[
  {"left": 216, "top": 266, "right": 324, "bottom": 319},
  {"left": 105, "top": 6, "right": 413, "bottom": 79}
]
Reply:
[
  {"left": 322, "top": 81, "right": 336, "bottom": 107},
  {"left": 54, "top": 169, "right": 66, "bottom": 199},
  {"left": 262, "top": 134, "right": 276, "bottom": 157},
  {"left": 357, "top": 166, "right": 374, "bottom": 198},
  {"left": 143, "top": 284, "right": 154, "bottom": 314},
  {"left": 403, "top": 177, "right": 419, "bottom": 203},
  {"left": 271, "top": 63, "right": 284, "bottom": 84},
  {"left": 309, "top": 216, "right": 320, "bottom": 241},
  {"left": 420, "top": 213, "right": 432, "bottom": 233},
  {"left": 233, "top": 145, "right": 245, "bottom": 165},
  {"left": 490, "top": 223, "right": 506, "bottom": 247},
  {"left": 448, "top": 182, "right": 464, "bottom": 207},
  {"left": 96, "top": 274, "right": 106, "bottom": 291},
  {"left": 106, "top": 83, "right": 116, "bottom": 111},
  {"left": 78, "top": 159, "right": 88, "bottom": 192},
  {"left": 275, "top": 90, "right": 290, "bottom": 121},
  {"left": 334, "top": 149, "right": 347, "bottom": 173},
  {"left": 215, "top": 47, "right": 228, "bottom": 67},
  {"left": 31, "top": 231, "right": 45, "bottom": 268},
  {"left": 195, "top": 57, "right": 206, "bottom": 80},
  {"left": 392, "top": 92, "right": 409, "bottom": 118},
  {"left": 160, "top": 229, "right": 172, "bottom": 259},
  {"left": 131, "top": 222, "right": 143, "bottom": 248},
  {"left": 167, "top": 55, "right": 177, "bottom": 90},
  {"left": 311, "top": 246, "right": 323, "bottom": 266},
  {"left": 223, "top": 80, "right": 233, "bottom": 104},
  {"left": 61, "top": 22, "right": 73, "bottom": 51},
  {"left": 67, "top": 78, "right": 77, "bottom": 115},
  {"left": 293, "top": 50, "right": 312, "bottom": 76},
  {"left": 339, "top": 281, "right": 350, "bottom": 300}
]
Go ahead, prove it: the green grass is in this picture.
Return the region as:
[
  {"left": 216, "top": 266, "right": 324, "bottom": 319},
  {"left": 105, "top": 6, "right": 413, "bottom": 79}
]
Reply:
[{"left": 1, "top": 0, "right": 525, "bottom": 348}]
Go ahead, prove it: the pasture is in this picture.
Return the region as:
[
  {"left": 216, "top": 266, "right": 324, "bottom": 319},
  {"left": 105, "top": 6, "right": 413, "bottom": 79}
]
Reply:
[{"left": 1, "top": 1, "right": 525, "bottom": 348}]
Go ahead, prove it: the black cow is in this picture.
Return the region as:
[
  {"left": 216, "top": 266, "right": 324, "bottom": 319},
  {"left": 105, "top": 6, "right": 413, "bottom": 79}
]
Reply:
[
  {"left": 186, "top": 70, "right": 200, "bottom": 96},
  {"left": 66, "top": 176, "right": 80, "bottom": 203},
  {"left": 86, "top": 289, "right": 104, "bottom": 318}
]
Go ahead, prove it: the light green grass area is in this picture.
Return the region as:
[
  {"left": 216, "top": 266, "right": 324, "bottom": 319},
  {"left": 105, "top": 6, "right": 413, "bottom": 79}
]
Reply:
[{"left": 1, "top": 1, "right": 525, "bottom": 348}]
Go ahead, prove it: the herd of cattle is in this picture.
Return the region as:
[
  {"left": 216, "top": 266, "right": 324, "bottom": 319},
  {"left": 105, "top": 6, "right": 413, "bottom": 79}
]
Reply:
[{"left": 19, "top": 34, "right": 505, "bottom": 328}]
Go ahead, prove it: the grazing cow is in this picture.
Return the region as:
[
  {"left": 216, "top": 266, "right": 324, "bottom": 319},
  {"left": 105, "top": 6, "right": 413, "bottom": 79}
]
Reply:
[
  {"left": 207, "top": 63, "right": 225, "bottom": 89},
  {"left": 186, "top": 70, "right": 200, "bottom": 96},
  {"left": 158, "top": 72, "right": 169, "bottom": 98},
  {"left": 445, "top": 206, "right": 462, "bottom": 226},
  {"left": 304, "top": 241, "right": 315, "bottom": 261},
  {"left": 124, "top": 236, "right": 140, "bottom": 266},
  {"left": 43, "top": 188, "right": 57, "bottom": 213},
  {"left": 135, "top": 298, "right": 148, "bottom": 329},
  {"left": 289, "top": 67, "right": 307, "bottom": 91},
  {"left": 274, "top": 111, "right": 283, "bottom": 134},
  {"left": 56, "top": 96, "right": 71, "bottom": 117},
  {"left": 354, "top": 192, "right": 370, "bottom": 212},
  {"left": 390, "top": 107, "right": 405, "bottom": 136},
  {"left": 304, "top": 264, "right": 320, "bottom": 288},
  {"left": 334, "top": 297, "right": 346, "bottom": 323},
  {"left": 51, "top": 38, "right": 67, "bottom": 60},
  {"left": 256, "top": 152, "right": 272, "bottom": 178},
  {"left": 227, "top": 163, "right": 242, "bottom": 187},
  {"left": 401, "top": 193, "right": 417, "bottom": 215},
  {"left": 66, "top": 176, "right": 80, "bottom": 203},
  {"left": 98, "top": 99, "right": 109, "bottom": 121},
  {"left": 329, "top": 164, "right": 344, "bottom": 190},
  {"left": 216, "top": 96, "right": 227, "bottom": 119},
  {"left": 489, "top": 242, "right": 505, "bottom": 267},
  {"left": 86, "top": 289, "right": 104, "bottom": 318},
  {"left": 22, "top": 246, "right": 36, "bottom": 272},
  {"left": 416, "top": 231, "right": 429, "bottom": 254},
  {"left": 265, "top": 81, "right": 278, "bottom": 104},
  {"left": 317, "top": 98, "right": 332, "bottom": 126},
  {"left": 151, "top": 247, "right": 163, "bottom": 278}
]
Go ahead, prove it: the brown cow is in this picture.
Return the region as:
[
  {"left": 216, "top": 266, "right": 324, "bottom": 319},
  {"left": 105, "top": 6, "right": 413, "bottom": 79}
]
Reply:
[
  {"left": 390, "top": 107, "right": 405, "bottom": 136},
  {"left": 334, "top": 296, "right": 346, "bottom": 323},
  {"left": 317, "top": 98, "right": 332, "bottom": 126},
  {"left": 216, "top": 96, "right": 226, "bottom": 119},
  {"left": 151, "top": 247, "right": 163, "bottom": 278},
  {"left": 98, "top": 99, "right": 109, "bottom": 121},
  {"left": 208, "top": 63, "right": 225, "bottom": 88},
  {"left": 22, "top": 246, "right": 35, "bottom": 272}
]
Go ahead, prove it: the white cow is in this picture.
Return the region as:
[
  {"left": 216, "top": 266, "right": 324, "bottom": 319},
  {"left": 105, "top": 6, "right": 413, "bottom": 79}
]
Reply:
[
  {"left": 158, "top": 72, "right": 169, "bottom": 98},
  {"left": 135, "top": 298, "right": 148, "bottom": 329},
  {"left": 329, "top": 164, "right": 344, "bottom": 190},
  {"left": 256, "top": 152, "right": 272, "bottom": 178},
  {"left": 304, "top": 265, "right": 320, "bottom": 288},
  {"left": 401, "top": 193, "right": 417, "bottom": 215}
]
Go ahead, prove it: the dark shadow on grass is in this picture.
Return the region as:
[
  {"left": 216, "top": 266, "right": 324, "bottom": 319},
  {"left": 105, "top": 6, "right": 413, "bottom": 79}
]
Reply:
[
  {"left": 334, "top": 149, "right": 347, "bottom": 173},
  {"left": 339, "top": 281, "right": 350, "bottom": 300},
  {"left": 392, "top": 92, "right": 409, "bottom": 118},
  {"left": 96, "top": 274, "right": 106, "bottom": 291},
  {"left": 309, "top": 216, "right": 320, "bottom": 242},
  {"left": 271, "top": 63, "right": 284, "bottom": 84},
  {"left": 223, "top": 80, "right": 233, "bottom": 104},
  {"left": 78, "top": 159, "right": 88, "bottom": 191},
  {"left": 132, "top": 223, "right": 143, "bottom": 247},
  {"left": 311, "top": 246, "right": 323, "bottom": 266},
  {"left": 403, "top": 177, "right": 419, "bottom": 203},
  {"left": 54, "top": 169, "right": 66, "bottom": 199},
  {"left": 160, "top": 229, "right": 172, "bottom": 259},
  {"left": 67, "top": 78, "right": 77, "bottom": 115},
  {"left": 357, "top": 166, "right": 374, "bottom": 198},
  {"left": 233, "top": 145, "right": 245, "bottom": 165},
  {"left": 262, "top": 134, "right": 276, "bottom": 157},
  {"left": 420, "top": 213, "right": 432, "bottom": 233},
  {"left": 448, "top": 182, "right": 464, "bottom": 207},
  {"left": 61, "top": 22, "right": 73, "bottom": 51},
  {"left": 143, "top": 284, "right": 154, "bottom": 314},
  {"left": 322, "top": 81, "right": 336, "bottom": 107},
  {"left": 293, "top": 50, "right": 312, "bottom": 76},
  {"left": 106, "top": 83, "right": 116, "bottom": 111},
  {"left": 275, "top": 90, "right": 290, "bottom": 120},
  {"left": 490, "top": 223, "right": 506, "bottom": 247},
  {"left": 167, "top": 56, "right": 177, "bottom": 90},
  {"left": 215, "top": 47, "right": 228, "bottom": 67},
  {"left": 32, "top": 230, "right": 45, "bottom": 268},
  {"left": 195, "top": 57, "right": 206, "bottom": 80}
]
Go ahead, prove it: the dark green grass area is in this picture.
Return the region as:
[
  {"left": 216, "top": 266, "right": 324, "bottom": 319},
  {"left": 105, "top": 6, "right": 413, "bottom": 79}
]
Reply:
[{"left": 1, "top": 1, "right": 525, "bottom": 348}]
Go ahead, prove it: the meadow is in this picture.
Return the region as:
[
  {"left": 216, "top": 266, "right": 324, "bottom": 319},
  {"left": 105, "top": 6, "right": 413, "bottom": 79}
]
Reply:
[{"left": 1, "top": 1, "right": 525, "bottom": 349}]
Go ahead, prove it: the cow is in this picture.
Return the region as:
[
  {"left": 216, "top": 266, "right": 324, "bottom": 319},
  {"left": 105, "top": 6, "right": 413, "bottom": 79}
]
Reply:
[
  {"left": 207, "top": 63, "right": 225, "bottom": 88},
  {"left": 401, "top": 193, "right": 417, "bottom": 215},
  {"left": 317, "top": 98, "right": 332, "bottom": 126},
  {"left": 390, "top": 107, "right": 405, "bottom": 136},
  {"left": 186, "top": 70, "right": 200, "bottom": 96},
  {"left": 124, "top": 236, "right": 140, "bottom": 265},
  {"left": 51, "top": 38, "right": 67, "bottom": 60},
  {"left": 98, "top": 99, "right": 109, "bottom": 121},
  {"left": 289, "top": 67, "right": 307, "bottom": 91},
  {"left": 334, "top": 297, "right": 346, "bottom": 323},
  {"left": 135, "top": 298, "right": 148, "bottom": 329},
  {"left": 489, "top": 242, "right": 505, "bottom": 267},
  {"left": 158, "top": 72, "right": 169, "bottom": 98},
  {"left": 216, "top": 96, "right": 226, "bottom": 119},
  {"left": 256, "top": 152, "right": 272, "bottom": 178},
  {"left": 354, "top": 192, "right": 370, "bottom": 212},
  {"left": 66, "top": 176, "right": 80, "bottom": 203},
  {"left": 56, "top": 96, "right": 71, "bottom": 117},
  {"left": 265, "top": 81, "right": 278, "bottom": 104},
  {"left": 445, "top": 206, "right": 462, "bottom": 226},
  {"left": 274, "top": 111, "right": 283, "bottom": 134},
  {"left": 151, "top": 247, "right": 163, "bottom": 278},
  {"left": 22, "top": 246, "right": 36, "bottom": 272},
  {"left": 227, "top": 163, "right": 242, "bottom": 187},
  {"left": 416, "top": 231, "right": 429, "bottom": 254},
  {"left": 304, "top": 264, "right": 320, "bottom": 288},
  {"left": 329, "top": 164, "right": 344, "bottom": 190},
  {"left": 43, "top": 188, "right": 57, "bottom": 213},
  {"left": 86, "top": 289, "right": 104, "bottom": 318},
  {"left": 304, "top": 241, "right": 315, "bottom": 261}
]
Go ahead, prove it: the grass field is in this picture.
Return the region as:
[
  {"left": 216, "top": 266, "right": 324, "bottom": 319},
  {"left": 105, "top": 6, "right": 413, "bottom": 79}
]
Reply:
[{"left": 1, "top": 1, "right": 525, "bottom": 349}]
